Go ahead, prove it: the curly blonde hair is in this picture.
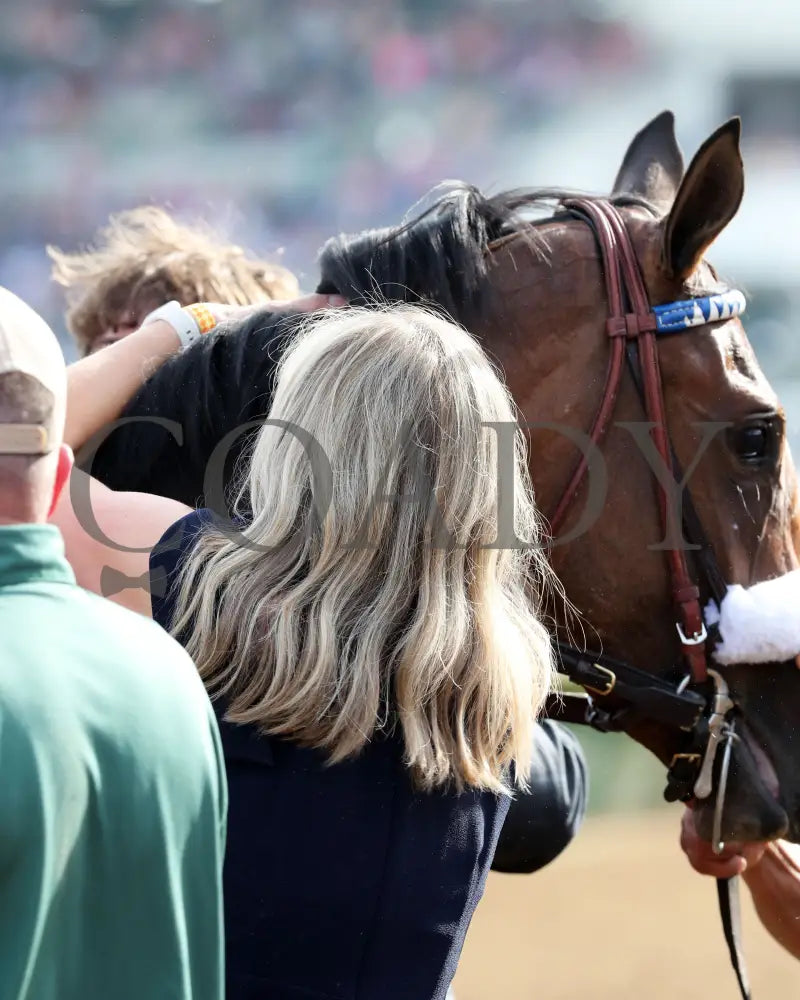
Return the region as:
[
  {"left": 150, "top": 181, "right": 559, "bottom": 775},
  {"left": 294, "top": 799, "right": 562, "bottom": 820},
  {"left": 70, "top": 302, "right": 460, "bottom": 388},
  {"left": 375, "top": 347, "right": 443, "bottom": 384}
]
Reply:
[
  {"left": 171, "top": 305, "right": 555, "bottom": 794},
  {"left": 48, "top": 206, "right": 300, "bottom": 355}
]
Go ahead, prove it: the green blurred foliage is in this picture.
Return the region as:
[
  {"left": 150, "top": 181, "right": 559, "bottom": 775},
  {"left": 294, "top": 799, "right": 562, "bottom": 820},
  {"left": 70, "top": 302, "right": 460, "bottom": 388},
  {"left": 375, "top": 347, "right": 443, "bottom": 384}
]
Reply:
[{"left": 567, "top": 725, "right": 670, "bottom": 815}]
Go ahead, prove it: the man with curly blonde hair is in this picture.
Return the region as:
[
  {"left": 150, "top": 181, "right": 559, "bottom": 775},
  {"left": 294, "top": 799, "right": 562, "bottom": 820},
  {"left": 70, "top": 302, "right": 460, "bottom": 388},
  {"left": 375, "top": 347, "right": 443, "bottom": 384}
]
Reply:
[{"left": 48, "top": 206, "right": 300, "bottom": 356}]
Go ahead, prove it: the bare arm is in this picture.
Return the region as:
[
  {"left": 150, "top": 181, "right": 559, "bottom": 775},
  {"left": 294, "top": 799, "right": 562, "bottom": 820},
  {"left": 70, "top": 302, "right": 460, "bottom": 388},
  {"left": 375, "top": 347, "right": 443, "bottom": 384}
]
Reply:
[
  {"left": 680, "top": 806, "right": 800, "bottom": 961},
  {"left": 51, "top": 468, "right": 190, "bottom": 618},
  {"left": 64, "top": 294, "right": 345, "bottom": 453},
  {"left": 742, "top": 841, "right": 800, "bottom": 960},
  {"left": 65, "top": 319, "right": 182, "bottom": 452}
]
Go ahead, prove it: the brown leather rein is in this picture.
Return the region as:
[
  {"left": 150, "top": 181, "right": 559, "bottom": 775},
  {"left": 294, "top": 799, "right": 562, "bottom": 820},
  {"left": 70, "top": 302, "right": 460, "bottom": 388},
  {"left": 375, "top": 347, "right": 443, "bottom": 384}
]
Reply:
[{"left": 541, "top": 197, "right": 751, "bottom": 1000}]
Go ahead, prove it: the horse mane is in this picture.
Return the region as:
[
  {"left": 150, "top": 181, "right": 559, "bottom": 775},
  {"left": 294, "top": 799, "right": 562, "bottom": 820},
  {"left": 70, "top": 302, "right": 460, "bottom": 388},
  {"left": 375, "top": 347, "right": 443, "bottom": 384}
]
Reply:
[
  {"left": 316, "top": 181, "right": 658, "bottom": 327},
  {"left": 316, "top": 182, "right": 550, "bottom": 326}
]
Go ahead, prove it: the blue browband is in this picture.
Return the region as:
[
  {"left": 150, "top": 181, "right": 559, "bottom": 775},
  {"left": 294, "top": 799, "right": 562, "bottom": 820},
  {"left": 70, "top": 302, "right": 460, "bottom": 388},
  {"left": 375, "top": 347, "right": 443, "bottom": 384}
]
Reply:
[{"left": 652, "top": 289, "right": 746, "bottom": 334}]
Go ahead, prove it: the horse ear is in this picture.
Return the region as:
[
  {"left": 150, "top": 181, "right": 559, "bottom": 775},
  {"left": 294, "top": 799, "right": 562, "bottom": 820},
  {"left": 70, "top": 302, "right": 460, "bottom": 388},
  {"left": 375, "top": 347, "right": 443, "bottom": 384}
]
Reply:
[
  {"left": 612, "top": 110, "right": 684, "bottom": 211},
  {"left": 662, "top": 118, "right": 744, "bottom": 281}
]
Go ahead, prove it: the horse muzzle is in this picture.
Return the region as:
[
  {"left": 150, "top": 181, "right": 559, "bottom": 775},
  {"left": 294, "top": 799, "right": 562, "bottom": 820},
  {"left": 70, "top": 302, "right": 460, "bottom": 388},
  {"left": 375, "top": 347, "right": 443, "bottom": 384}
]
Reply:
[{"left": 692, "top": 717, "right": 789, "bottom": 844}]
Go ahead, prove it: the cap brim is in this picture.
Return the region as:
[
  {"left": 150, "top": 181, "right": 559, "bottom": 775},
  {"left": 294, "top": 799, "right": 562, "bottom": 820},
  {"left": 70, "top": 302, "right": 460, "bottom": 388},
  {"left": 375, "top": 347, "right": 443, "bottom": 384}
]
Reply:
[{"left": 0, "top": 423, "right": 51, "bottom": 455}]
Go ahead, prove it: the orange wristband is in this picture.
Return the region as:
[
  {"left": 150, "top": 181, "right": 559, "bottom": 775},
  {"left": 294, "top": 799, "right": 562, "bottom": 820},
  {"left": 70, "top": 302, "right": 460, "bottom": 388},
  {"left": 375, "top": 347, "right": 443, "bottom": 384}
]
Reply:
[{"left": 184, "top": 303, "right": 217, "bottom": 335}]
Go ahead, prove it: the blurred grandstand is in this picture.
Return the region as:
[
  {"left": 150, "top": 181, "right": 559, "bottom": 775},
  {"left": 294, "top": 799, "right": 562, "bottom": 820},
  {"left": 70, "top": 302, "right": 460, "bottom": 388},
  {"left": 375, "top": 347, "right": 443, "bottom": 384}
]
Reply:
[
  {"left": 0, "top": 0, "right": 643, "bottom": 353},
  {"left": 2, "top": 1, "right": 799, "bottom": 382},
  {"left": 3, "top": 0, "right": 798, "bottom": 375}
]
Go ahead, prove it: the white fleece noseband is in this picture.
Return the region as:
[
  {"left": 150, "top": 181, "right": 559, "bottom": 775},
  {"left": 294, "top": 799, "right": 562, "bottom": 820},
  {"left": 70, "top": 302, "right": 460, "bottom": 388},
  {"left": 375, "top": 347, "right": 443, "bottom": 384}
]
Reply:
[{"left": 705, "top": 570, "right": 800, "bottom": 665}]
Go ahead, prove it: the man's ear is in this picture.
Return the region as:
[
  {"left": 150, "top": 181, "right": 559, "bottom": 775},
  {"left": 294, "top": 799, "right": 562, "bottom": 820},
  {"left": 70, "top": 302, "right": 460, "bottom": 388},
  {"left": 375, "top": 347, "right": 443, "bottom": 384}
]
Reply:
[{"left": 48, "top": 444, "right": 74, "bottom": 518}]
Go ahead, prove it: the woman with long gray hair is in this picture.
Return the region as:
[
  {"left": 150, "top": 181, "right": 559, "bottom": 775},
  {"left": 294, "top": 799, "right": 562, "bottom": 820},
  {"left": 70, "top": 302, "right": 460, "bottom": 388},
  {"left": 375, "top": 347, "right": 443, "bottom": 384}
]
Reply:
[{"left": 54, "top": 301, "right": 555, "bottom": 1000}]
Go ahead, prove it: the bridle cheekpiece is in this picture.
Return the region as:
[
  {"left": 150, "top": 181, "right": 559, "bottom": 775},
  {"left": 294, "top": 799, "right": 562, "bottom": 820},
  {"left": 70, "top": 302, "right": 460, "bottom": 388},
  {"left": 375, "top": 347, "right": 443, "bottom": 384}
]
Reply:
[{"left": 544, "top": 197, "right": 752, "bottom": 999}]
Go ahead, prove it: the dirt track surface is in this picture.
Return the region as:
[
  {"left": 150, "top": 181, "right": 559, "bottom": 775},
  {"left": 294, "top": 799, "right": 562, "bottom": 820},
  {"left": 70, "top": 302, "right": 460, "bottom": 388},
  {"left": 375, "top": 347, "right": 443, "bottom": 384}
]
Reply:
[{"left": 453, "top": 807, "right": 798, "bottom": 1000}]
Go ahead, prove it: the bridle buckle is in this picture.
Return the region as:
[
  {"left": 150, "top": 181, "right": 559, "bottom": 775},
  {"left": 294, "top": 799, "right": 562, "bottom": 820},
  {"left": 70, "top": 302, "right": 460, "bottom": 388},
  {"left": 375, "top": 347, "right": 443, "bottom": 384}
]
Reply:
[
  {"left": 583, "top": 663, "right": 616, "bottom": 696},
  {"left": 676, "top": 621, "right": 708, "bottom": 646},
  {"left": 668, "top": 751, "right": 702, "bottom": 770}
]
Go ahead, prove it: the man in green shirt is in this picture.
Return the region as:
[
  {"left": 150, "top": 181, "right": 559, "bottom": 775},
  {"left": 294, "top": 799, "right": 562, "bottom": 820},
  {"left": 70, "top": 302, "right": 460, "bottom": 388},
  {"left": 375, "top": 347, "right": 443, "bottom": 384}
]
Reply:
[{"left": 0, "top": 287, "right": 227, "bottom": 1000}]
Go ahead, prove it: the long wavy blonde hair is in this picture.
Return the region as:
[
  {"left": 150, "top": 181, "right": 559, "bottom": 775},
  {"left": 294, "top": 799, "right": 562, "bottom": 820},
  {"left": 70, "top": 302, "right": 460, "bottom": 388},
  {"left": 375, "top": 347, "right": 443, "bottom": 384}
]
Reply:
[{"left": 171, "top": 304, "right": 554, "bottom": 793}]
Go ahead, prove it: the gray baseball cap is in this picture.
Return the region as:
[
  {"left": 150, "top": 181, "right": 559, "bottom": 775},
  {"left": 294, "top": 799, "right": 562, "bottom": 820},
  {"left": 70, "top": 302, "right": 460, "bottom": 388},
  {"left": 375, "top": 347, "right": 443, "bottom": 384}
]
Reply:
[{"left": 0, "top": 288, "right": 66, "bottom": 455}]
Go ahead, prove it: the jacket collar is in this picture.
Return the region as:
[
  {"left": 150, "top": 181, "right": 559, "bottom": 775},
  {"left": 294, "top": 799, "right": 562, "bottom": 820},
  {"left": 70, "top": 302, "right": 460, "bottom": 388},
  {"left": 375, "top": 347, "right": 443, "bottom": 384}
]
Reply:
[{"left": 0, "top": 523, "right": 75, "bottom": 588}]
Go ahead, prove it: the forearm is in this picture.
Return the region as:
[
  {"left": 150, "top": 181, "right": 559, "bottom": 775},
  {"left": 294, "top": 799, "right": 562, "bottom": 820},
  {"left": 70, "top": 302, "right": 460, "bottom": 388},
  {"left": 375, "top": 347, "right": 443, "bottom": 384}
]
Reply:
[
  {"left": 72, "top": 295, "right": 343, "bottom": 494},
  {"left": 65, "top": 319, "right": 181, "bottom": 451},
  {"left": 742, "top": 840, "right": 800, "bottom": 960}
]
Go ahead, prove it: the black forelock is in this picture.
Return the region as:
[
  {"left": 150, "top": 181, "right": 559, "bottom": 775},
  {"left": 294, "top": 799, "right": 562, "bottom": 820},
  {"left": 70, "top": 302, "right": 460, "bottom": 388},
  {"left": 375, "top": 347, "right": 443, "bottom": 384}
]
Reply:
[
  {"left": 315, "top": 182, "right": 656, "bottom": 328},
  {"left": 315, "top": 182, "right": 544, "bottom": 326}
]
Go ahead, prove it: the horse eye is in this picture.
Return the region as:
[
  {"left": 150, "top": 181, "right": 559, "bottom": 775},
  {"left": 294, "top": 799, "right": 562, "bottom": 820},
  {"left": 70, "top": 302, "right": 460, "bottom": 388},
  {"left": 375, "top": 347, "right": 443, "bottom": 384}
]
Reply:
[{"left": 730, "top": 420, "right": 777, "bottom": 468}]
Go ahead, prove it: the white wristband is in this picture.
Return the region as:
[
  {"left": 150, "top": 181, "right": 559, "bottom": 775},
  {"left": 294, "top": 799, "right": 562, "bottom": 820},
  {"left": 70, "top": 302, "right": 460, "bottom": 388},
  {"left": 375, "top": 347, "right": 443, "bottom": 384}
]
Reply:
[{"left": 141, "top": 300, "right": 202, "bottom": 350}]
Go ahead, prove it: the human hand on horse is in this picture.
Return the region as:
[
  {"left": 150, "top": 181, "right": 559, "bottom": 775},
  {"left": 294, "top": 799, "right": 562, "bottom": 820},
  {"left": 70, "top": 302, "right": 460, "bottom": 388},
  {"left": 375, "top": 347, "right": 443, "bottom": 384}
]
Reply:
[
  {"left": 680, "top": 804, "right": 766, "bottom": 878},
  {"left": 200, "top": 292, "right": 347, "bottom": 326},
  {"left": 681, "top": 804, "right": 800, "bottom": 961}
]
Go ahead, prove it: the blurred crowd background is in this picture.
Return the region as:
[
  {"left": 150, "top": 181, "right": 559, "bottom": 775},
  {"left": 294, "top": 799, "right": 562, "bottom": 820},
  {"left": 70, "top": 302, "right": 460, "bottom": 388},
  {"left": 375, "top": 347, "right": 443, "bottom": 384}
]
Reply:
[
  {"left": 0, "top": 0, "right": 645, "bottom": 344},
  {"left": 2, "top": 0, "right": 799, "bottom": 810}
]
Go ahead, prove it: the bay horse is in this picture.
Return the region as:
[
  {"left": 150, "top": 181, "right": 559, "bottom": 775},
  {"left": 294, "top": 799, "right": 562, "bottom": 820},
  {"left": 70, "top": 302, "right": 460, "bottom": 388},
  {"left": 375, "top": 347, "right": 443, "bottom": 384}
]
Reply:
[
  {"left": 86, "top": 113, "right": 800, "bottom": 887},
  {"left": 323, "top": 113, "right": 800, "bottom": 855}
]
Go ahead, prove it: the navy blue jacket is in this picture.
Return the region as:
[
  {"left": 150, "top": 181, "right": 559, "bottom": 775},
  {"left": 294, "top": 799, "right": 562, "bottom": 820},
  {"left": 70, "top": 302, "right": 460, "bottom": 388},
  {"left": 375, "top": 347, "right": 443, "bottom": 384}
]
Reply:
[{"left": 151, "top": 510, "right": 510, "bottom": 1000}]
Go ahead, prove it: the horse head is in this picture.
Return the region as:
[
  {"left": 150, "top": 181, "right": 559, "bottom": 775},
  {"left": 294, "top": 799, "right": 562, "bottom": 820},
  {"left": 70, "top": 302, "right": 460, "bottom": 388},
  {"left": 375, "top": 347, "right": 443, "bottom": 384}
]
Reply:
[
  {"left": 319, "top": 113, "right": 800, "bottom": 844},
  {"left": 479, "top": 113, "right": 800, "bottom": 843}
]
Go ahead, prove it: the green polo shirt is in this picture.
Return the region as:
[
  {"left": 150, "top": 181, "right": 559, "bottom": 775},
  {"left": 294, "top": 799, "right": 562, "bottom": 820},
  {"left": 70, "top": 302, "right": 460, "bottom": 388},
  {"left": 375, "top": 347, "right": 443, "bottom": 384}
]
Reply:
[{"left": 0, "top": 524, "right": 226, "bottom": 1000}]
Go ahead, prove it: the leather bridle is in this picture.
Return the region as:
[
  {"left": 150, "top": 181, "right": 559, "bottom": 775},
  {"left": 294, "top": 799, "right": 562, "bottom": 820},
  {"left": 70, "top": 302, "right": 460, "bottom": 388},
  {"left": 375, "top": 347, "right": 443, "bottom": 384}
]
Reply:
[
  {"left": 542, "top": 197, "right": 729, "bottom": 756},
  {"left": 540, "top": 197, "right": 751, "bottom": 999}
]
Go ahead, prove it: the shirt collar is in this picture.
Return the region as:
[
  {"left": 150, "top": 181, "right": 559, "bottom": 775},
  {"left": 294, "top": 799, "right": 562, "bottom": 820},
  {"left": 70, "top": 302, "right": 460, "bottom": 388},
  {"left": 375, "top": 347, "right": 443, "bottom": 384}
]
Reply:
[{"left": 0, "top": 524, "right": 75, "bottom": 588}]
